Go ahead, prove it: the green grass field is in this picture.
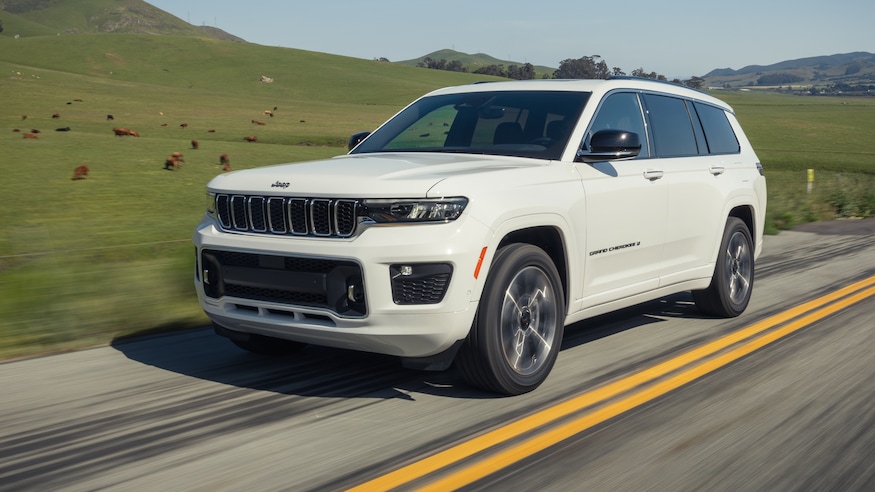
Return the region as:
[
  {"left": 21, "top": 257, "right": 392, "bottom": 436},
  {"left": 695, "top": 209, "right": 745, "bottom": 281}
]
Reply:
[
  {"left": 1, "top": 34, "right": 873, "bottom": 360},
  {"left": 716, "top": 90, "right": 875, "bottom": 231}
]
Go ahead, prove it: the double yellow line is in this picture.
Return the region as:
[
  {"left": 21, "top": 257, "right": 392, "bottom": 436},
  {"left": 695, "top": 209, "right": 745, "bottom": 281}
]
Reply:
[{"left": 351, "top": 275, "right": 875, "bottom": 491}]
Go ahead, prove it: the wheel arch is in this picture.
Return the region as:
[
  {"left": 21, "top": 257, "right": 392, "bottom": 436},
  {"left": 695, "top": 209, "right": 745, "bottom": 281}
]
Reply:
[
  {"left": 728, "top": 204, "right": 756, "bottom": 247},
  {"left": 496, "top": 226, "right": 569, "bottom": 311}
]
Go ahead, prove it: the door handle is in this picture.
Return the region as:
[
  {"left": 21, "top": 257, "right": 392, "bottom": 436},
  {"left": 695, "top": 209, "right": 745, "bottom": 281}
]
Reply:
[
  {"left": 709, "top": 166, "right": 726, "bottom": 175},
  {"left": 643, "top": 169, "right": 664, "bottom": 180}
]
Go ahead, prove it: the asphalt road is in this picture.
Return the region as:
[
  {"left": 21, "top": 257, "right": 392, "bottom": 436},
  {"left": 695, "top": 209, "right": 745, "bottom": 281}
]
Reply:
[{"left": 1, "top": 219, "right": 874, "bottom": 491}]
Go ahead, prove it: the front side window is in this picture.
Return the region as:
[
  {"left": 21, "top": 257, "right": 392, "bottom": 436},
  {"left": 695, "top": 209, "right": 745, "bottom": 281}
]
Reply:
[
  {"left": 586, "top": 92, "right": 649, "bottom": 158},
  {"left": 351, "top": 91, "right": 590, "bottom": 160}
]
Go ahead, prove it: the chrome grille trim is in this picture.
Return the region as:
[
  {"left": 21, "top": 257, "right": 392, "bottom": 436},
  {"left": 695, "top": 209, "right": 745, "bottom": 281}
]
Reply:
[
  {"left": 231, "top": 195, "right": 248, "bottom": 231},
  {"left": 289, "top": 198, "right": 308, "bottom": 235},
  {"left": 267, "top": 197, "right": 287, "bottom": 233},
  {"left": 248, "top": 196, "right": 267, "bottom": 232},
  {"left": 311, "top": 199, "right": 332, "bottom": 236},
  {"left": 214, "top": 194, "right": 360, "bottom": 238},
  {"left": 335, "top": 200, "right": 358, "bottom": 238}
]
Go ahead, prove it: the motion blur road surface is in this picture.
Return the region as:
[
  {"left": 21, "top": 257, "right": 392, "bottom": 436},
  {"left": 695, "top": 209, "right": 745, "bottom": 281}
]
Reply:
[{"left": 1, "top": 219, "right": 874, "bottom": 491}]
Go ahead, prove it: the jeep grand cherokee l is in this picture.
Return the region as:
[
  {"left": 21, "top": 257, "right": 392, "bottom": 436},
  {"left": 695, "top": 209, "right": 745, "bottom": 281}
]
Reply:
[{"left": 193, "top": 78, "right": 767, "bottom": 395}]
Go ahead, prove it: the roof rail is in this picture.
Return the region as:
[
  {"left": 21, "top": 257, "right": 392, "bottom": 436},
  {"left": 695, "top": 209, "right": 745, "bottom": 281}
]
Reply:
[{"left": 608, "top": 75, "right": 708, "bottom": 94}]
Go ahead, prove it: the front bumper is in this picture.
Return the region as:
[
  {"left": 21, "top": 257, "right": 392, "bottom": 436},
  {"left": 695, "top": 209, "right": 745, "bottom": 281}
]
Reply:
[{"left": 193, "top": 215, "right": 491, "bottom": 358}]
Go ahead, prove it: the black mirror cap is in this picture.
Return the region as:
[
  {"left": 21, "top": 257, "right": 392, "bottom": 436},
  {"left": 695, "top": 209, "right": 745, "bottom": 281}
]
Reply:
[
  {"left": 590, "top": 129, "right": 641, "bottom": 153},
  {"left": 348, "top": 131, "right": 371, "bottom": 151},
  {"left": 577, "top": 129, "right": 642, "bottom": 163}
]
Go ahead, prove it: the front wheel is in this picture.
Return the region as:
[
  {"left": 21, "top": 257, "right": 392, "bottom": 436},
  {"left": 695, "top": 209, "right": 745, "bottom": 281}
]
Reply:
[
  {"left": 456, "top": 244, "right": 565, "bottom": 395},
  {"left": 693, "top": 217, "right": 754, "bottom": 317}
]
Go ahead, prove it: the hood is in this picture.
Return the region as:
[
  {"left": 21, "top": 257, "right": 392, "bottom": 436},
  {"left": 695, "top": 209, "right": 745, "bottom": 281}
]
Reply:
[{"left": 206, "top": 152, "right": 551, "bottom": 197}]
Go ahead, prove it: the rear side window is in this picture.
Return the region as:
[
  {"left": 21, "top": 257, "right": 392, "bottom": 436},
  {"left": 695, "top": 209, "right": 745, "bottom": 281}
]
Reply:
[
  {"left": 643, "top": 93, "right": 698, "bottom": 157},
  {"left": 693, "top": 102, "right": 740, "bottom": 154}
]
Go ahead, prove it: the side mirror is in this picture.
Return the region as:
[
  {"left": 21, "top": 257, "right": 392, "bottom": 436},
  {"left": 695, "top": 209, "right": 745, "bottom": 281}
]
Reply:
[
  {"left": 348, "top": 131, "right": 371, "bottom": 151},
  {"left": 577, "top": 129, "right": 641, "bottom": 163}
]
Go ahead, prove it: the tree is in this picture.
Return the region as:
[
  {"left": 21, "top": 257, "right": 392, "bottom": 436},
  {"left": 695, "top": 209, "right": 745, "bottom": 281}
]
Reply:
[
  {"left": 445, "top": 60, "right": 468, "bottom": 73},
  {"left": 474, "top": 64, "right": 507, "bottom": 77},
  {"left": 507, "top": 63, "right": 535, "bottom": 80},
  {"left": 684, "top": 76, "right": 705, "bottom": 89},
  {"left": 553, "top": 55, "right": 610, "bottom": 79},
  {"left": 630, "top": 68, "right": 666, "bottom": 80},
  {"left": 0, "top": 19, "right": 4, "bottom": 34},
  {"left": 417, "top": 57, "right": 447, "bottom": 70}
]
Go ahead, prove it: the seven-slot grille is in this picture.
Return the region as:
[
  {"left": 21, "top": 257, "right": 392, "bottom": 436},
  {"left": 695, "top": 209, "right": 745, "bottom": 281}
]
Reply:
[{"left": 215, "top": 194, "right": 359, "bottom": 238}]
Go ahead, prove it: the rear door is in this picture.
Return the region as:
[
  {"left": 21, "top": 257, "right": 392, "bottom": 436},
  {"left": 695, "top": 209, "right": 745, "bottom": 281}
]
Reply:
[{"left": 640, "top": 94, "right": 733, "bottom": 285}]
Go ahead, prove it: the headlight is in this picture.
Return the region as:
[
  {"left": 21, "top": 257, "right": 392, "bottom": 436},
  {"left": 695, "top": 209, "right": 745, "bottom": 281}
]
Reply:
[{"left": 363, "top": 197, "right": 468, "bottom": 223}]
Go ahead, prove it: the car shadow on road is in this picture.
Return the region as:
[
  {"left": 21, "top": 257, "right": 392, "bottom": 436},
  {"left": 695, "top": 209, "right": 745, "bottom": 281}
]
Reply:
[
  {"left": 111, "top": 292, "right": 710, "bottom": 401},
  {"left": 562, "top": 292, "right": 707, "bottom": 350}
]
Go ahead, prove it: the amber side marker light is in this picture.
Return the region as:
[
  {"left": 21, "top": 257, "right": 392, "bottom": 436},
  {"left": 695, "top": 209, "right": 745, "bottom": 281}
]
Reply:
[{"left": 473, "top": 247, "right": 488, "bottom": 279}]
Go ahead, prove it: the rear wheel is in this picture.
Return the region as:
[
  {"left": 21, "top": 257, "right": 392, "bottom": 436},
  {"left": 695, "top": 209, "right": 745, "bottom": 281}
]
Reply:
[
  {"left": 456, "top": 244, "right": 565, "bottom": 395},
  {"left": 693, "top": 217, "right": 754, "bottom": 317}
]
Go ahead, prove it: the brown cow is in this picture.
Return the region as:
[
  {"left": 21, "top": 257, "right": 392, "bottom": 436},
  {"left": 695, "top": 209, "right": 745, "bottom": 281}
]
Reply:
[
  {"left": 223, "top": 163, "right": 232, "bottom": 172},
  {"left": 71, "top": 165, "right": 89, "bottom": 180},
  {"left": 113, "top": 128, "right": 139, "bottom": 137},
  {"left": 179, "top": 123, "right": 189, "bottom": 129},
  {"left": 21, "top": 115, "right": 27, "bottom": 120},
  {"left": 23, "top": 133, "right": 38, "bottom": 139},
  {"left": 52, "top": 113, "right": 60, "bottom": 119},
  {"left": 219, "top": 153, "right": 230, "bottom": 166},
  {"left": 164, "top": 155, "right": 181, "bottom": 170},
  {"left": 191, "top": 139, "right": 199, "bottom": 150},
  {"left": 243, "top": 135, "right": 257, "bottom": 142},
  {"left": 12, "top": 129, "right": 20, "bottom": 132},
  {"left": 106, "top": 114, "right": 114, "bottom": 120},
  {"left": 251, "top": 119, "right": 266, "bottom": 125},
  {"left": 31, "top": 129, "right": 41, "bottom": 134},
  {"left": 207, "top": 129, "right": 216, "bottom": 133}
]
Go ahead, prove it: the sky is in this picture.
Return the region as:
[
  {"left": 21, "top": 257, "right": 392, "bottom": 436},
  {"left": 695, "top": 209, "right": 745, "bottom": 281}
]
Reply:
[{"left": 145, "top": 0, "right": 874, "bottom": 79}]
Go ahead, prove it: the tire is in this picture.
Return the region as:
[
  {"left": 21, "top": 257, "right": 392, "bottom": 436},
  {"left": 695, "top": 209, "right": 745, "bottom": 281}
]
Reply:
[
  {"left": 231, "top": 334, "right": 306, "bottom": 356},
  {"left": 693, "top": 217, "right": 754, "bottom": 317},
  {"left": 456, "top": 244, "right": 565, "bottom": 395}
]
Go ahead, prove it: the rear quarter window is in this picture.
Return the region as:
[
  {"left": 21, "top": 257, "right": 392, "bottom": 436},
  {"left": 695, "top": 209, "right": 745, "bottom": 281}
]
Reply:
[{"left": 693, "top": 102, "right": 740, "bottom": 154}]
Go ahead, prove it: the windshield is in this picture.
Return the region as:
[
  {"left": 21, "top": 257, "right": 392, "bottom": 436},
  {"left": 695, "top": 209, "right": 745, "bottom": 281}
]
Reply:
[{"left": 350, "top": 90, "right": 590, "bottom": 160}]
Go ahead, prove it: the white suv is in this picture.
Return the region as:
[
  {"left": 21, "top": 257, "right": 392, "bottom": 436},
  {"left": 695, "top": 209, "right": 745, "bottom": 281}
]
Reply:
[{"left": 193, "top": 78, "right": 766, "bottom": 395}]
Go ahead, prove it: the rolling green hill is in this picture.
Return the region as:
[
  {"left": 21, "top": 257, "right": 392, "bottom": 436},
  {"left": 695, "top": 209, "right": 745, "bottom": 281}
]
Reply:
[
  {"left": 0, "top": 0, "right": 239, "bottom": 38},
  {"left": 702, "top": 52, "right": 875, "bottom": 89},
  {"left": 397, "top": 49, "right": 557, "bottom": 78}
]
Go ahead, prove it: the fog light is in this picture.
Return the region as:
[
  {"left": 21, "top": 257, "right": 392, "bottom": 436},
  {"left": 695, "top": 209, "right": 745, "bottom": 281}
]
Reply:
[{"left": 390, "top": 263, "right": 453, "bottom": 305}]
